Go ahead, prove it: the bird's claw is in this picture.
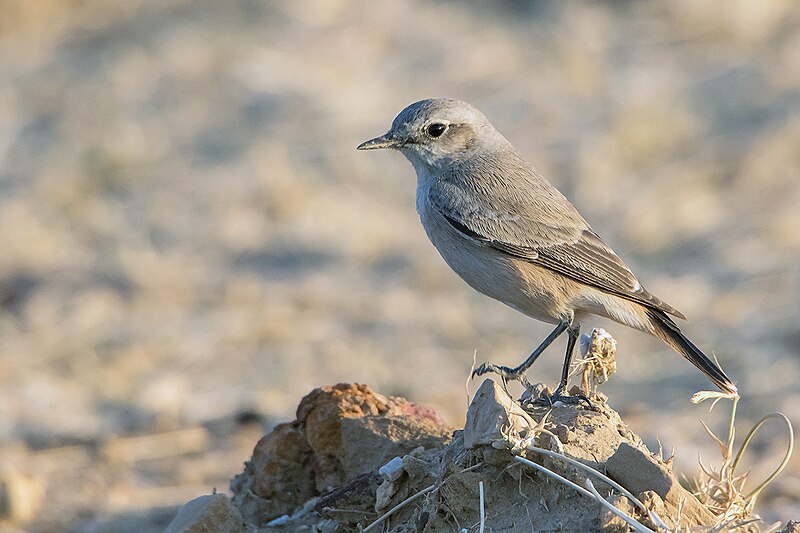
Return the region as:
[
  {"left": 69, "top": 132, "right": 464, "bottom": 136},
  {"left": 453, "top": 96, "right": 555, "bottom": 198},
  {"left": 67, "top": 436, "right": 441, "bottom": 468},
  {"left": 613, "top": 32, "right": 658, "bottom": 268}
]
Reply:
[
  {"left": 472, "top": 362, "right": 517, "bottom": 380},
  {"left": 533, "top": 389, "right": 594, "bottom": 410},
  {"left": 472, "top": 361, "right": 593, "bottom": 409},
  {"left": 472, "top": 362, "right": 536, "bottom": 393}
]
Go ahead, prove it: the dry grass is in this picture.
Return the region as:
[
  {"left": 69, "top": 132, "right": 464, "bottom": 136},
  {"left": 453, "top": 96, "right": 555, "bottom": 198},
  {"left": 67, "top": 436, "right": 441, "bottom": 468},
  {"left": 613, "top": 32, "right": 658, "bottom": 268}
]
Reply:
[{"left": 692, "top": 392, "right": 794, "bottom": 531}]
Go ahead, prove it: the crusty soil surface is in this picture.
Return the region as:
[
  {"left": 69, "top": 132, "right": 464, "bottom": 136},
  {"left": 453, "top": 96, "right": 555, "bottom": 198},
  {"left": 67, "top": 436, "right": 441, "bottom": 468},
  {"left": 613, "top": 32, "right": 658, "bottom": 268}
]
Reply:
[{"left": 219, "top": 381, "right": 727, "bottom": 532}]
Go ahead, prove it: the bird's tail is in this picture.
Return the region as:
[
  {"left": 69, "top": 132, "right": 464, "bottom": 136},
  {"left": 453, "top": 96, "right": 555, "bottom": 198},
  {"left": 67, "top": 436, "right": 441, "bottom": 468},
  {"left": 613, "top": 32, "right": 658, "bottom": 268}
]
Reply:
[{"left": 646, "top": 309, "right": 738, "bottom": 395}]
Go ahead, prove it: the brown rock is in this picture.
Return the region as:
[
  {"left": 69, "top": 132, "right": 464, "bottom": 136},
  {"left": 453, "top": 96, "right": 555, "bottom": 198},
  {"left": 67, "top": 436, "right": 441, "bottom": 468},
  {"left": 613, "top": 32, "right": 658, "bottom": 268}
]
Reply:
[
  {"left": 340, "top": 415, "right": 450, "bottom": 479},
  {"left": 230, "top": 421, "right": 315, "bottom": 523},
  {"left": 230, "top": 383, "right": 450, "bottom": 525},
  {"left": 164, "top": 494, "right": 245, "bottom": 533},
  {"left": 607, "top": 442, "right": 716, "bottom": 528},
  {"left": 299, "top": 383, "right": 450, "bottom": 491},
  {"left": 299, "top": 383, "right": 390, "bottom": 491},
  {"left": 606, "top": 442, "right": 672, "bottom": 495}
]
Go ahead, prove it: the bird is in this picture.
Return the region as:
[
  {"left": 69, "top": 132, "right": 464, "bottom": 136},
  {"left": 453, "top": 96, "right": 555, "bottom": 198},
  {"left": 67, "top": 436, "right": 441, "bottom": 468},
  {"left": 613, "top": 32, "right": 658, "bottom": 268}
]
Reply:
[{"left": 357, "top": 98, "right": 737, "bottom": 400}]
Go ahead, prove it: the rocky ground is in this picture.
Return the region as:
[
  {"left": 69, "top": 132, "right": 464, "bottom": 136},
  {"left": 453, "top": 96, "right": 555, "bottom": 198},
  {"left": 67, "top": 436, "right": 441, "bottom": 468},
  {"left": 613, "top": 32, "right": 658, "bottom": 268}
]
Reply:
[
  {"left": 165, "top": 380, "right": 797, "bottom": 532},
  {"left": 0, "top": 1, "right": 798, "bottom": 531}
]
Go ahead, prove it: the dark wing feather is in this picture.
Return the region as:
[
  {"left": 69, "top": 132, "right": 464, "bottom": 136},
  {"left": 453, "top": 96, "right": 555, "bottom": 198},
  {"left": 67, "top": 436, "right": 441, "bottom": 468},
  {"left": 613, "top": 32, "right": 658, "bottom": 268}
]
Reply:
[
  {"left": 441, "top": 214, "right": 540, "bottom": 260},
  {"left": 439, "top": 211, "right": 685, "bottom": 319},
  {"left": 531, "top": 229, "right": 685, "bottom": 319}
]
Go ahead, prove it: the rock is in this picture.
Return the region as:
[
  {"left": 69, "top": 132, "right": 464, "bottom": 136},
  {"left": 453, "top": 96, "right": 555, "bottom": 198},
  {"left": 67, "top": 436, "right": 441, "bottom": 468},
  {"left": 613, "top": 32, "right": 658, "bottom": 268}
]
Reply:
[
  {"left": 606, "top": 442, "right": 672, "bottom": 495},
  {"left": 299, "top": 383, "right": 391, "bottom": 492},
  {"left": 298, "top": 383, "right": 450, "bottom": 492},
  {"left": 463, "top": 379, "right": 534, "bottom": 449},
  {"left": 229, "top": 421, "right": 316, "bottom": 524},
  {"left": 339, "top": 414, "right": 451, "bottom": 480},
  {"left": 606, "top": 442, "right": 716, "bottom": 528},
  {"left": 378, "top": 456, "right": 404, "bottom": 482},
  {"left": 164, "top": 494, "right": 245, "bottom": 533},
  {"left": 638, "top": 491, "right": 670, "bottom": 529},
  {"left": 374, "top": 475, "right": 401, "bottom": 512},
  {"left": 230, "top": 383, "right": 450, "bottom": 525},
  {"left": 555, "top": 423, "right": 570, "bottom": 444}
]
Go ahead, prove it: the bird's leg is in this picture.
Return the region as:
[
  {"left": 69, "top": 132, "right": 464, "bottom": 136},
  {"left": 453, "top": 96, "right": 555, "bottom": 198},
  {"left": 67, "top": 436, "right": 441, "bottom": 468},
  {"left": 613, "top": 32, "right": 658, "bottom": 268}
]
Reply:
[
  {"left": 541, "top": 324, "right": 593, "bottom": 408},
  {"left": 554, "top": 324, "right": 580, "bottom": 395},
  {"left": 472, "top": 319, "right": 570, "bottom": 382}
]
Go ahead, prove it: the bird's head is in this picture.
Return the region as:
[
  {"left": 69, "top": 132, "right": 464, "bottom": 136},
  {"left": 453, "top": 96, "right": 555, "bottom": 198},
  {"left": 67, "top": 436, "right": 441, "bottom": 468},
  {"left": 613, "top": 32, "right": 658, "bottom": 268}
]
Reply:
[{"left": 357, "top": 98, "right": 507, "bottom": 171}]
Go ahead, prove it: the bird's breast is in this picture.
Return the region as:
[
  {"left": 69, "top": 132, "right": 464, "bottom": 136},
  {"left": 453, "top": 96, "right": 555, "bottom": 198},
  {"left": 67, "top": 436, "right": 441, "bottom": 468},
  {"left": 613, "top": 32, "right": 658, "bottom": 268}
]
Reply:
[{"left": 417, "top": 197, "right": 566, "bottom": 324}]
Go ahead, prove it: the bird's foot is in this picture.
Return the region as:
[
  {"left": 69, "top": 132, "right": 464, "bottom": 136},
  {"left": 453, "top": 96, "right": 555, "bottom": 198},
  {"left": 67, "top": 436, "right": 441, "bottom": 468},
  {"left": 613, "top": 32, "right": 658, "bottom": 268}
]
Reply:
[
  {"left": 527, "top": 386, "right": 594, "bottom": 410},
  {"left": 473, "top": 362, "right": 514, "bottom": 380},
  {"left": 473, "top": 363, "right": 593, "bottom": 409},
  {"left": 472, "top": 362, "right": 535, "bottom": 391}
]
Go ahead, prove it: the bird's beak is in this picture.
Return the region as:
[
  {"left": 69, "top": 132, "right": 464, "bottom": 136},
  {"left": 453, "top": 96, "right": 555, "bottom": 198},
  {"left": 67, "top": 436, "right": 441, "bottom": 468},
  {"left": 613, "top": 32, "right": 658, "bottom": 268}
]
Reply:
[{"left": 357, "top": 133, "right": 402, "bottom": 151}]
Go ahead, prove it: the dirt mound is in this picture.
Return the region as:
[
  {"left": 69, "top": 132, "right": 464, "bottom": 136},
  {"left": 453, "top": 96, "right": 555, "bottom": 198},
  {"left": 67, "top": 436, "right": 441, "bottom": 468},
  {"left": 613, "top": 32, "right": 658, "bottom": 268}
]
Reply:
[
  {"left": 229, "top": 383, "right": 452, "bottom": 526},
  {"left": 163, "top": 379, "right": 798, "bottom": 532}
]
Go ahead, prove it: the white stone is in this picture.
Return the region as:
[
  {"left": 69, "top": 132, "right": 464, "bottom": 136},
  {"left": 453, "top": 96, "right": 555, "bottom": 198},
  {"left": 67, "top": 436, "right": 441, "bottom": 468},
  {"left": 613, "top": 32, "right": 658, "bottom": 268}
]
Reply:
[{"left": 378, "top": 456, "right": 405, "bottom": 481}]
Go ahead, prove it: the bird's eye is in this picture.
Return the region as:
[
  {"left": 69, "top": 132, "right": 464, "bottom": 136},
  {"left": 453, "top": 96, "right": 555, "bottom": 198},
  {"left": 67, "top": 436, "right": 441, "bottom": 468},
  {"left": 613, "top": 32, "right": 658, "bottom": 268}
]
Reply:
[{"left": 426, "top": 123, "right": 447, "bottom": 138}]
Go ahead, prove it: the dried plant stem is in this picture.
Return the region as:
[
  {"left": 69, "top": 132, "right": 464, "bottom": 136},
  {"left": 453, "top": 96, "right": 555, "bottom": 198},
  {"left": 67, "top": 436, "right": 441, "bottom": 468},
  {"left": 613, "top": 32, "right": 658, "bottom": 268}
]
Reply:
[
  {"left": 514, "top": 455, "right": 593, "bottom": 498},
  {"left": 726, "top": 396, "right": 738, "bottom": 462},
  {"left": 362, "top": 484, "right": 435, "bottom": 532},
  {"left": 467, "top": 349, "right": 478, "bottom": 411},
  {"left": 513, "top": 456, "right": 654, "bottom": 533},
  {"left": 585, "top": 479, "right": 655, "bottom": 533},
  {"left": 693, "top": 388, "right": 795, "bottom": 527},
  {"left": 733, "top": 412, "right": 794, "bottom": 502},
  {"left": 478, "top": 480, "right": 485, "bottom": 533},
  {"left": 523, "top": 445, "right": 669, "bottom": 531},
  {"left": 362, "top": 462, "right": 484, "bottom": 532}
]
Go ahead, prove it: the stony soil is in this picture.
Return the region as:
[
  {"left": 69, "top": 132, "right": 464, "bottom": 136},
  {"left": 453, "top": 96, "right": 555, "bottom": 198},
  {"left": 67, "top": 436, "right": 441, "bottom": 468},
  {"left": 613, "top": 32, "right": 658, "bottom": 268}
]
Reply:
[{"left": 166, "top": 381, "right": 797, "bottom": 532}]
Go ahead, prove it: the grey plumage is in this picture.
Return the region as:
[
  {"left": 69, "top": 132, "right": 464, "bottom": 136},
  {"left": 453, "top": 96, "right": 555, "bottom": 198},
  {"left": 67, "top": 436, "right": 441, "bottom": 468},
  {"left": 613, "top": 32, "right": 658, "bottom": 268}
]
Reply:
[{"left": 358, "top": 98, "right": 737, "bottom": 396}]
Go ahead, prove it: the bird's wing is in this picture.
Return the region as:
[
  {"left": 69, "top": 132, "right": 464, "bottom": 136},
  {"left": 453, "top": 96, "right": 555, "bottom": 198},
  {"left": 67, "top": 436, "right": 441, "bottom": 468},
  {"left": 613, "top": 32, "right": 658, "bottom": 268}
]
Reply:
[{"left": 429, "top": 173, "right": 685, "bottom": 319}]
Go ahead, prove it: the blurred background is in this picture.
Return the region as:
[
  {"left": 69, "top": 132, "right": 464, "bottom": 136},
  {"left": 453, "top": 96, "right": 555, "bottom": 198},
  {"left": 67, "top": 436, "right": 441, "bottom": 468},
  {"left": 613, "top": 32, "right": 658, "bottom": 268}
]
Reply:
[{"left": 0, "top": 0, "right": 798, "bottom": 530}]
